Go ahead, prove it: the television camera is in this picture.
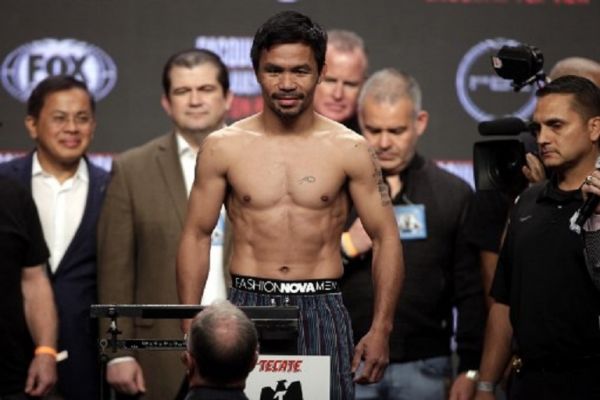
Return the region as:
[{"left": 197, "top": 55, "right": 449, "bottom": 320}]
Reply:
[{"left": 474, "top": 43, "right": 546, "bottom": 196}]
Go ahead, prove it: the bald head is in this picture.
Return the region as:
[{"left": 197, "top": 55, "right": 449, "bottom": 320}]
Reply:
[
  {"left": 549, "top": 57, "right": 600, "bottom": 87},
  {"left": 188, "top": 300, "right": 258, "bottom": 386}
]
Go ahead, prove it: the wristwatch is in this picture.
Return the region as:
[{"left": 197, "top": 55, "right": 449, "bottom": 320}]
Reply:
[
  {"left": 476, "top": 381, "right": 496, "bottom": 393},
  {"left": 465, "top": 369, "right": 496, "bottom": 392}
]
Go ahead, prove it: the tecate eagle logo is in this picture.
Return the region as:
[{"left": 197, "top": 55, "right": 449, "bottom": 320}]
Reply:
[
  {"left": 1, "top": 38, "right": 117, "bottom": 102},
  {"left": 456, "top": 38, "right": 537, "bottom": 122}
]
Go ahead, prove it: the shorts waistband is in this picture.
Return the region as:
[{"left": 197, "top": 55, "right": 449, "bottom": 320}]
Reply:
[{"left": 231, "top": 274, "right": 341, "bottom": 295}]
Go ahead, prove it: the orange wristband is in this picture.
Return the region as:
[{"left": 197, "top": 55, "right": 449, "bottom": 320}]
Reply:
[
  {"left": 34, "top": 346, "right": 58, "bottom": 358},
  {"left": 341, "top": 232, "right": 359, "bottom": 258}
]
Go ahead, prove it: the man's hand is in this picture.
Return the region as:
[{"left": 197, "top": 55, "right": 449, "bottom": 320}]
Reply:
[
  {"left": 25, "top": 354, "right": 57, "bottom": 396},
  {"left": 582, "top": 170, "right": 600, "bottom": 213},
  {"left": 522, "top": 153, "right": 545, "bottom": 184},
  {"left": 449, "top": 372, "right": 476, "bottom": 400},
  {"left": 351, "top": 329, "right": 389, "bottom": 384},
  {"left": 347, "top": 219, "right": 373, "bottom": 255},
  {"left": 107, "top": 359, "right": 146, "bottom": 395}
]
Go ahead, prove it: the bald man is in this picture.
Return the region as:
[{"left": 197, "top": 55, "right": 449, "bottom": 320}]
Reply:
[{"left": 183, "top": 301, "right": 258, "bottom": 400}]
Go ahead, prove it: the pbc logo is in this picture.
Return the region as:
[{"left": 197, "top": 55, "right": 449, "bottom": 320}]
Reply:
[
  {"left": 196, "top": 36, "right": 263, "bottom": 121},
  {"left": 1, "top": 38, "right": 118, "bottom": 102},
  {"left": 455, "top": 37, "right": 537, "bottom": 122}
]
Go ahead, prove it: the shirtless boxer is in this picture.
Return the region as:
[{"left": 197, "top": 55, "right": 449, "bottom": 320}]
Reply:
[{"left": 176, "top": 11, "right": 404, "bottom": 400}]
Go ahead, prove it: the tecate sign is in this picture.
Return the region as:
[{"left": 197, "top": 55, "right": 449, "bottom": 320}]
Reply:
[
  {"left": 1, "top": 38, "right": 118, "bottom": 102},
  {"left": 455, "top": 38, "right": 537, "bottom": 122}
]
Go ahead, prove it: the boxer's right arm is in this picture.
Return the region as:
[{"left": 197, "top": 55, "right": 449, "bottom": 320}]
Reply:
[{"left": 177, "top": 135, "right": 229, "bottom": 334}]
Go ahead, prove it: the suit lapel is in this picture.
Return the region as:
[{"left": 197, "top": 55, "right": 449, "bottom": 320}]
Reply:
[
  {"left": 54, "top": 157, "right": 107, "bottom": 276},
  {"left": 155, "top": 133, "right": 187, "bottom": 226},
  {"left": 14, "top": 152, "right": 35, "bottom": 187}
]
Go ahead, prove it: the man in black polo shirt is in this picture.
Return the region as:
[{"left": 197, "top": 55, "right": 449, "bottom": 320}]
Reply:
[
  {"left": 476, "top": 75, "right": 600, "bottom": 400},
  {"left": 340, "top": 68, "right": 485, "bottom": 400},
  {"left": 0, "top": 176, "right": 58, "bottom": 398}
]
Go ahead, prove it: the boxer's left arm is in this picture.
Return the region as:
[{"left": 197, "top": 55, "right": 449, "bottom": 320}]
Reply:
[{"left": 344, "top": 137, "right": 404, "bottom": 383}]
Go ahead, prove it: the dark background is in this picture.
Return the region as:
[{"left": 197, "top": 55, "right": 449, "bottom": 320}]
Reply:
[{"left": 1, "top": 0, "right": 598, "bottom": 161}]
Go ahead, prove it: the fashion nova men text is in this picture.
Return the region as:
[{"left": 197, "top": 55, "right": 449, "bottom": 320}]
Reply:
[{"left": 234, "top": 277, "right": 339, "bottom": 294}]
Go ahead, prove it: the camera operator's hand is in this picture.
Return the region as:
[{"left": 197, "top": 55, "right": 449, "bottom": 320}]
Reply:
[
  {"left": 522, "top": 153, "right": 545, "bottom": 184},
  {"left": 582, "top": 170, "right": 600, "bottom": 214}
]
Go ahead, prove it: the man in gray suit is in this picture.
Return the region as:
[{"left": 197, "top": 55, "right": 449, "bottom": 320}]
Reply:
[{"left": 97, "top": 49, "right": 233, "bottom": 400}]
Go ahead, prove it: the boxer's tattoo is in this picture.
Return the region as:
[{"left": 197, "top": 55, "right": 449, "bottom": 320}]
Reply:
[
  {"left": 299, "top": 176, "right": 316, "bottom": 184},
  {"left": 368, "top": 147, "right": 391, "bottom": 206}
]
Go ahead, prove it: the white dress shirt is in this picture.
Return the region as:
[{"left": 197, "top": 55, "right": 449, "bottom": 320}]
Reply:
[
  {"left": 32, "top": 153, "right": 88, "bottom": 273},
  {"left": 176, "top": 133, "right": 227, "bottom": 305},
  {"left": 176, "top": 134, "right": 198, "bottom": 197}
]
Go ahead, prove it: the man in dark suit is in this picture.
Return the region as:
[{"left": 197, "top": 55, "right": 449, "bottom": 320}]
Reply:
[
  {"left": 97, "top": 49, "right": 232, "bottom": 400},
  {"left": 0, "top": 75, "right": 109, "bottom": 399}
]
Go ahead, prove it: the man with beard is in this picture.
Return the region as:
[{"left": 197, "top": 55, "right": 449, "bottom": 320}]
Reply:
[{"left": 176, "top": 11, "right": 404, "bottom": 400}]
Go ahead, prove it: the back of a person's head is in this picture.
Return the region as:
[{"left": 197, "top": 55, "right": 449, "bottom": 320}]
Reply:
[
  {"left": 188, "top": 301, "right": 258, "bottom": 385},
  {"left": 250, "top": 10, "right": 327, "bottom": 74}
]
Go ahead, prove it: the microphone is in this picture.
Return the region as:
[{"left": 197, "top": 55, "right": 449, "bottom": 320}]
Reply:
[
  {"left": 478, "top": 117, "right": 528, "bottom": 136},
  {"left": 572, "top": 156, "right": 600, "bottom": 230}
]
